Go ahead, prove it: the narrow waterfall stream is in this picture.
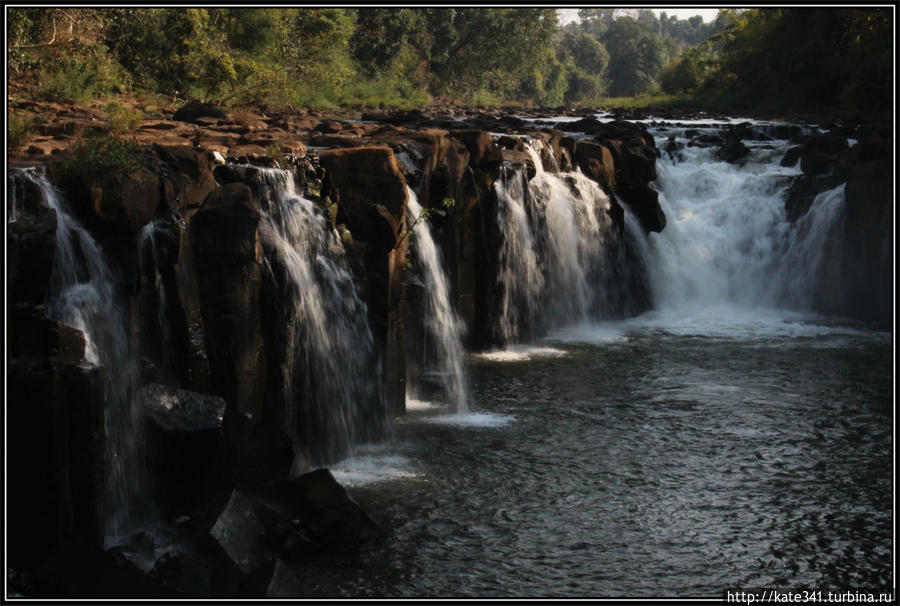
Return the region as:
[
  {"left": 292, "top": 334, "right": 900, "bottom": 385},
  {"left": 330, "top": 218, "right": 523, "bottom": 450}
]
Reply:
[
  {"left": 406, "top": 189, "right": 469, "bottom": 414},
  {"left": 13, "top": 167, "right": 151, "bottom": 545},
  {"left": 491, "top": 139, "right": 629, "bottom": 347},
  {"left": 255, "top": 168, "right": 385, "bottom": 469}
]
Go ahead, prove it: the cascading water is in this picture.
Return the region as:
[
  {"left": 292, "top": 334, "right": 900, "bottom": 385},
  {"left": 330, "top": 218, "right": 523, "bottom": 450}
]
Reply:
[
  {"left": 492, "top": 139, "right": 628, "bottom": 345},
  {"left": 406, "top": 189, "right": 469, "bottom": 413},
  {"left": 139, "top": 219, "right": 177, "bottom": 382},
  {"left": 643, "top": 128, "right": 847, "bottom": 316},
  {"left": 253, "top": 168, "right": 384, "bottom": 469},
  {"left": 12, "top": 167, "right": 151, "bottom": 544}
]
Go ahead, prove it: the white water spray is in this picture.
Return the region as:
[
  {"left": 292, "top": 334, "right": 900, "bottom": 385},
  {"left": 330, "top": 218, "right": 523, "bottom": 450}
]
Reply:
[
  {"left": 406, "top": 189, "right": 469, "bottom": 413},
  {"left": 492, "top": 139, "right": 619, "bottom": 344},
  {"left": 644, "top": 130, "right": 847, "bottom": 315},
  {"left": 255, "top": 168, "right": 384, "bottom": 469},
  {"left": 13, "top": 167, "right": 150, "bottom": 544}
]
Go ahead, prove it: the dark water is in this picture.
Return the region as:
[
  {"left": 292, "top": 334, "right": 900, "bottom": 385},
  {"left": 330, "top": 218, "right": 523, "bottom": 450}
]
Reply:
[{"left": 287, "top": 313, "right": 893, "bottom": 598}]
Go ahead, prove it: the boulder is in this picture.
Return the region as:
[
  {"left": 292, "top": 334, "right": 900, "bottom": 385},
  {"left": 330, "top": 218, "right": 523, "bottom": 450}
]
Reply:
[
  {"left": 265, "top": 560, "right": 305, "bottom": 597},
  {"left": 780, "top": 145, "right": 803, "bottom": 167},
  {"left": 688, "top": 133, "right": 723, "bottom": 148},
  {"left": 318, "top": 146, "right": 408, "bottom": 241},
  {"left": 142, "top": 383, "right": 226, "bottom": 432},
  {"left": 33, "top": 538, "right": 175, "bottom": 597},
  {"left": 450, "top": 130, "right": 503, "bottom": 170},
  {"left": 209, "top": 491, "right": 270, "bottom": 574},
  {"left": 173, "top": 100, "right": 226, "bottom": 124},
  {"left": 257, "top": 468, "right": 385, "bottom": 550},
  {"left": 87, "top": 167, "right": 160, "bottom": 234},
  {"left": 799, "top": 133, "right": 848, "bottom": 177},
  {"left": 142, "top": 384, "right": 227, "bottom": 517},
  {"left": 153, "top": 145, "right": 219, "bottom": 221},
  {"left": 718, "top": 134, "right": 750, "bottom": 164},
  {"left": 618, "top": 185, "right": 666, "bottom": 233},
  {"left": 574, "top": 141, "right": 615, "bottom": 190},
  {"left": 148, "top": 550, "right": 217, "bottom": 597}
]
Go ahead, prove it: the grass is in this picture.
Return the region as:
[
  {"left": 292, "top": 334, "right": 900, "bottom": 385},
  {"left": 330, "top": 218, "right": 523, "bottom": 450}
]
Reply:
[{"left": 586, "top": 92, "right": 698, "bottom": 110}]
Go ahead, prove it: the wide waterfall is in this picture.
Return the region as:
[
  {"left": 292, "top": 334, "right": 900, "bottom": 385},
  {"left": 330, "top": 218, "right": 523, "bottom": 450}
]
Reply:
[
  {"left": 13, "top": 167, "right": 151, "bottom": 545},
  {"left": 643, "top": 127, "right": 847, "bottom": 318},
  {"left": 406, "top": 189, "right": 469, "bottom": 413},
  {"left": 254, "top": 168, "right": 384, "bottom": 470}
]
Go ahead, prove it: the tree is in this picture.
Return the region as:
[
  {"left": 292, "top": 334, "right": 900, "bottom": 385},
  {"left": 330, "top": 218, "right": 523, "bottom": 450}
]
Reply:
[
  {"left": 418, "top": 8, "right": 558, "bottom": 98},
  {"left": 350, "top": 9, "right": 418, "bottom": 77},
  {"left": 603, "top": 17, "right": 666, "bottom": 96}
]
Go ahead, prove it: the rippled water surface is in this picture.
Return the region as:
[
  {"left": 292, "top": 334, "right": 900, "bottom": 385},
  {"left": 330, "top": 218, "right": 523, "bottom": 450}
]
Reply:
[{"left": 290, "top": 315, "right": 893, "bottom": 598}]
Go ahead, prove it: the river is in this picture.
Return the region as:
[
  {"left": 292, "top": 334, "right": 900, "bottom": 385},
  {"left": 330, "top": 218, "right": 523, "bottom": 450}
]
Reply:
[{"left": 294, "top": 116, "right": 894, "bottom": 597}]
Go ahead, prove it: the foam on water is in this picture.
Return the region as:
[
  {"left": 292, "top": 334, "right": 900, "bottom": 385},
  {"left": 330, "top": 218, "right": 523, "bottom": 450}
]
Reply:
[
  {"left": 424, "top": 412, "right": 515, "bottom": 428},
  {"left": 472, "top": 346, "right": 569, "bottom": 362},
  {"left": 330, "top": 451, "right": 421, "bottom": 486}
]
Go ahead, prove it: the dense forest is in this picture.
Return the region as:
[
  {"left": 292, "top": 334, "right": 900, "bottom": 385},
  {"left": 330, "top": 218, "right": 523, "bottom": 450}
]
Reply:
[{"left": 7, "top": 7, "right": 893, "bottom": 117}]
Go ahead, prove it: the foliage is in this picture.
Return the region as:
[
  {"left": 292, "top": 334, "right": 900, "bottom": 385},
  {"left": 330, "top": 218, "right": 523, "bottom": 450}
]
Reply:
[
  {"left": 57, "top": 134, "right": 142, "bottom": 200},
  {"left": 395, "top": 196, "right": 455, "bottom": 250},
  {"left": 7, "top": 8, "right": 892, "bottom": 114},
  {"left": 105, "top": 100, "right": 143, "bottom": 134},
  {"left": 657, "top": 8, "right": 893, "bottom": 115},
  {"left": 8, "top": 111, "right": 35, "bottom": 153}
]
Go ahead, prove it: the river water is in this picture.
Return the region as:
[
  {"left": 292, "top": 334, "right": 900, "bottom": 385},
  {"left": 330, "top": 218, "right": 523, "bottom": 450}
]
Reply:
[{"left": 291, "top": 117, "right": 894, "bottom": 598}]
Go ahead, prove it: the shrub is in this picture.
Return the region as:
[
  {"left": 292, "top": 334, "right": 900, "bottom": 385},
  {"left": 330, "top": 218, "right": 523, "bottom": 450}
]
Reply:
[
  {"left": 8, "top": 111, "right": 34, "bottom": 153},
  {"left": 105, "top": 100, "right": 144, "bottom": 134},
  {"left": 37, "top": 49, "right": 130, "bottom": 104},
  {"left": 57, "top": 133, "right": 142, "bottom": 201}
]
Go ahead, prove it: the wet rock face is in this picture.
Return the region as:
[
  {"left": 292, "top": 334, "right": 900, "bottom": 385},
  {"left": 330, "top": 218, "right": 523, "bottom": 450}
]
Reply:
[
  {"left": 318, "top": 146, "right": 409, "bottom": 416},
  {"left": 257, "top": 468, "right": 386, "bottom": 550},
  {"left": 142, "top": 383, "right": 226, "bottom": 432}
]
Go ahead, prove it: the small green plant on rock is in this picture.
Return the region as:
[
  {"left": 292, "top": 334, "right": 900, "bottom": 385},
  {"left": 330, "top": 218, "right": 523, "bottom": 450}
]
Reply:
[{"left": 394, "top": 196, "right": 455, "bottom": 250}]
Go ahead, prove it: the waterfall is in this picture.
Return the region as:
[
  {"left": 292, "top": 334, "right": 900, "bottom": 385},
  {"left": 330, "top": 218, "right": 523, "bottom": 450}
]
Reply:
[
  {"left": 492, "top": 139, "right": 623, "bottom": 344},
  {"left": 406, "top": 189, "right": 469, "bottom": 413},
  {"left": 12, "top": 167, "right": 151, "bottom": 544},
  {"left": 139, "top": 220, "right": 177, "bottom": 382},
  {"left": 254, "top": 168, "right": 384, "bottom": 469},
  {"left": 493, "top": 163, "right": 543, "bottom": 344},
  {"left": 643, "top": 132, "right": 847, "bottom": 313}
]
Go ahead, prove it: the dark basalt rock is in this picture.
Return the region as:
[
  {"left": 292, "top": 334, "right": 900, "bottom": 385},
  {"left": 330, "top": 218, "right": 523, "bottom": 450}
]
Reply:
[
  {"left": 254, "top": 468, "right": 386, "bottom": 550},
  {"left": 173, "top": 100, "right": 227, "bottom": 124},
  {"left": 209, "top": 491, "right": 271, "bottom": 575},
  {"left": 618, "top": 185, "right": 666, "bottom": 233},
  {"left": 781, "top": 145, "right": 803, "bottom": 167},
  {"left": 142, "top": 383, "right": 226, "bottom": 432},
  {"left": 718, "top": 134, "right": 750, "bottom": 164},
  {"left": 189, "top": 183, "right": 265, "bottom": 417}
]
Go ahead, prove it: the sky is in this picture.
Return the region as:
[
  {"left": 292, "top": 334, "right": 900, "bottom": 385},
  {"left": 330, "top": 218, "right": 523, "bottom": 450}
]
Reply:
[{"left": 557, "top": 8, "right": 723, "bottom": 25}]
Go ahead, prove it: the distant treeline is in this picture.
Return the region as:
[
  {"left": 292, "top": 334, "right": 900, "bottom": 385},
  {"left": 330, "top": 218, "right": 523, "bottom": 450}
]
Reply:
[{"left": 7, "top": 7, "right": 892, "bottom": 114}]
